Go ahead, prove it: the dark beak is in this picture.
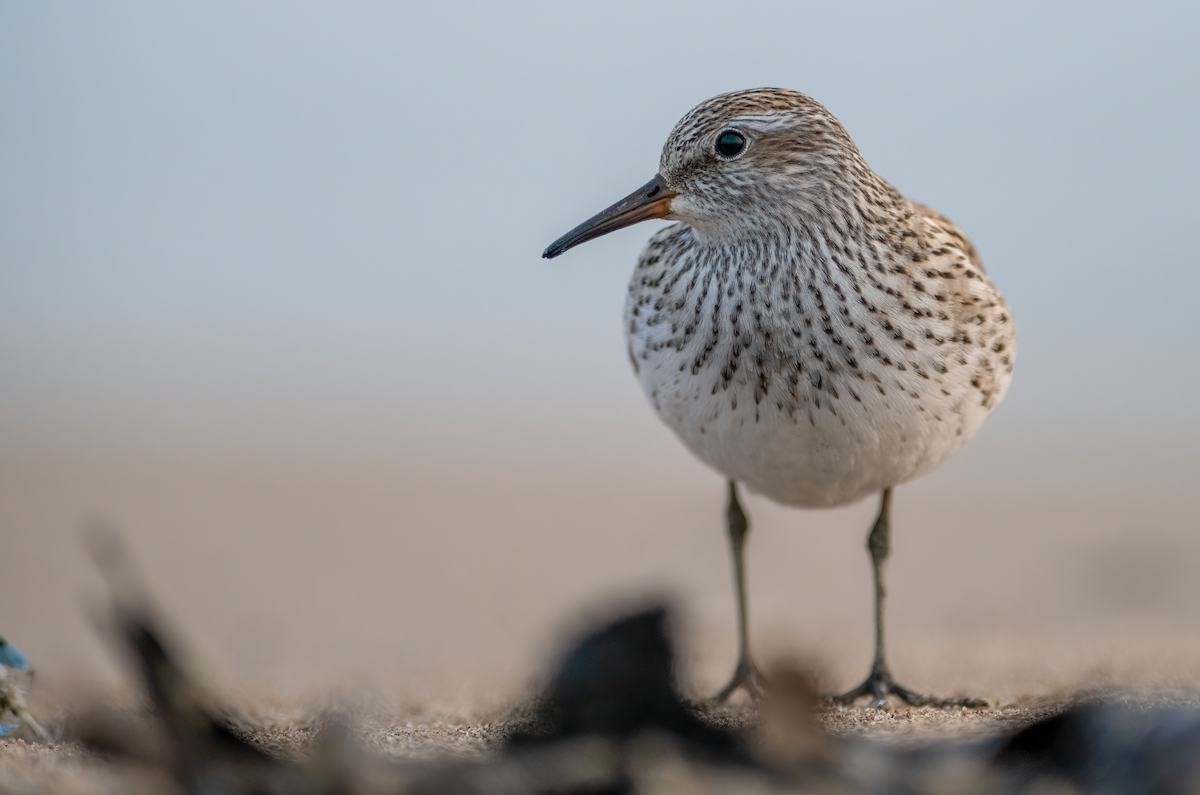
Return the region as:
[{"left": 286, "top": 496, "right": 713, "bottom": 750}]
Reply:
[{"left": 543, "top": 174, "right": 677, "bottom": 259}]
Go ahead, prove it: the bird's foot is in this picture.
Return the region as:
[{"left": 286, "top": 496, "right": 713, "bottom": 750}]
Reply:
[
  {"left": 712, "top": 656, "right": 767, "bottom": 703},
  {"left": 832, "top": 666, "right": 986, "bottom": 710}
]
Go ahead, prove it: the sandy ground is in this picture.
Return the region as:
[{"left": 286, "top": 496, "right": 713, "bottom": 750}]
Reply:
[
  {"left": 5, "top": 683, "right": 1200, "bottom": 794},
  {"left": 3, "top": 390, "right": 1199, "bottom": 790}
]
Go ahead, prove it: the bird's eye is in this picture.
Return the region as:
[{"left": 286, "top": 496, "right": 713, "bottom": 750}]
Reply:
[{"left": 715, "top": 130, "right": 746, "bottom": 158}]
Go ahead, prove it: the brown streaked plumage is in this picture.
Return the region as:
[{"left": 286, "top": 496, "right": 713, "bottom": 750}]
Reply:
[{"left": 545, "top": 88, "right": 1014, "bottom": 707}]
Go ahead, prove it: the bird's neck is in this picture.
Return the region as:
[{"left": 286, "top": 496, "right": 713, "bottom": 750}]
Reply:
[
  {"left": 693, "top": 174, "right": 913, "bottom": 268},
  {"left": 694, "top": 154, "right": 909, "bottom": 243}
]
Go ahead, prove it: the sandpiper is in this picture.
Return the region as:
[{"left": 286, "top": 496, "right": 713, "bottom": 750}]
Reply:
[{"left": 544, "top": 88, "right": 1014, "bottom": 707}]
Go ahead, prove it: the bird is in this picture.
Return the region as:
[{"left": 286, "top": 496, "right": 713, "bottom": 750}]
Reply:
[{"left": 543, "top": 88, "right": 1014, "bottom": 707}]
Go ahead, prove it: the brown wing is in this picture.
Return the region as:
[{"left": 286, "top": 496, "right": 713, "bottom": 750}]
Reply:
[{"left": 912, "top": 202, "right": 985, "bottom": 273}]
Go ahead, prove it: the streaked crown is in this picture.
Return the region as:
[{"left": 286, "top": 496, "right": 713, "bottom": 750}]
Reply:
[{"left": 659, "top": 88, "right": 881, "bottom": 238}]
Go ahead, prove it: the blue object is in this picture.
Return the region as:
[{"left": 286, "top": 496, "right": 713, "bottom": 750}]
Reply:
[
  {"left": 0, "top": 724, "right": 18, "bottom": 736},
  {"left": 0, "top": 638, "right": 29, "bottom": 671}
]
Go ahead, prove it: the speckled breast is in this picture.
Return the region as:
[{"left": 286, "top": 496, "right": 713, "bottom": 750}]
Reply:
[{"left": 623, "top": 222, "right": 1014, "bottom": 508}]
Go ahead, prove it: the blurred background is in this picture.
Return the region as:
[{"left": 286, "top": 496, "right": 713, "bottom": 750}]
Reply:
[{"left": 2, "top": 2, "right": 1199, "bottom": 707}]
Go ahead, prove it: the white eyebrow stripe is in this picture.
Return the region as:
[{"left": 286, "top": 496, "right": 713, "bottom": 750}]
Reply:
[{"left": 726, "top": 113, "right": 797, "bottom": 132}]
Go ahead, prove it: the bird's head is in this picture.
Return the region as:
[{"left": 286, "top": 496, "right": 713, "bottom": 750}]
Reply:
[{"left": 544, "top": 88, "right": 866, "bottom": 258}]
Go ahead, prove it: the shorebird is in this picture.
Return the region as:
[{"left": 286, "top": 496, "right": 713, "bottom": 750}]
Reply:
[{"left": 543, "top": 88, "right": 1014, "bottom": 707}]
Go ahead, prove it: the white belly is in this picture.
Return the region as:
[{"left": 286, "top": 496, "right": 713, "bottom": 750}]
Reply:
[{"left": 630, "top": 349, "right": 970, "bottom": 507}]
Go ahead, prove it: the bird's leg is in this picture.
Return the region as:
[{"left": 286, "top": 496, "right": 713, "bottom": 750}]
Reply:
[
  {"left": 713, "top": 480, "right": 766, "bottom": 702},
  {"left": 834, "top": 488, "right": 985, "bottom": 709}
]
